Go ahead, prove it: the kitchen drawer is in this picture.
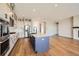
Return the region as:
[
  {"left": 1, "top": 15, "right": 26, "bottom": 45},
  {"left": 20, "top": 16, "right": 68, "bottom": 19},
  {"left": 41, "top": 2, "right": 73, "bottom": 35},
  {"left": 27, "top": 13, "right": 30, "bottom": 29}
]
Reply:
[{"left": 9, "top": 38, "right": 14, "bottom": 48}]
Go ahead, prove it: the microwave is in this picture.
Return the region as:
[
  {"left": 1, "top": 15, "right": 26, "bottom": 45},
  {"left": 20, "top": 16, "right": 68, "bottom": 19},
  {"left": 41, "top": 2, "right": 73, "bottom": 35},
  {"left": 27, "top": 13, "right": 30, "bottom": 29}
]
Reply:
[{"left": 0, "top": 20, "right": 9, "bottom": 37}]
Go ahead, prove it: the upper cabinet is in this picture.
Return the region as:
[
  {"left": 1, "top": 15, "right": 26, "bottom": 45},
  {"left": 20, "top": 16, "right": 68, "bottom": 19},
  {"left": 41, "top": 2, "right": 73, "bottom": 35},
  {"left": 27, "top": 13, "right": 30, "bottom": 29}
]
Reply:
[
  {"left": 0, "top": 3, "right": 13, "bottom": 22},
  {"left": 7, "top": 3, "right": 15, "bottom": 11},
  {"left": 0, "top": 3, "right": 17, "bottom": 27},
  {"left": 0, "top": 4, "right": 10, "bottom": 22},
  {"left": 7, "top": 3, "right": 17, "bottom": 27}
]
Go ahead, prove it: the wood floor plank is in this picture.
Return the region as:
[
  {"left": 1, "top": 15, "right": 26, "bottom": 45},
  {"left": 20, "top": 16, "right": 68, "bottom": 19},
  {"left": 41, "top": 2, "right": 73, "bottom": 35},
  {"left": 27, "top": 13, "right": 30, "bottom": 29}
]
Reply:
[{"left": 9, "top": 36, "right": 79, "bottom": 56}]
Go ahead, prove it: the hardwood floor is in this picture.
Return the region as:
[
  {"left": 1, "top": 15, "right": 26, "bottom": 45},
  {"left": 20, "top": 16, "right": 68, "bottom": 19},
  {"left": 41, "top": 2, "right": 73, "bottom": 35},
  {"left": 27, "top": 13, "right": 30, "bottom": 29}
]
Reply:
[{"left": 9, "top": 36, "right": 79, "bottom": 56}]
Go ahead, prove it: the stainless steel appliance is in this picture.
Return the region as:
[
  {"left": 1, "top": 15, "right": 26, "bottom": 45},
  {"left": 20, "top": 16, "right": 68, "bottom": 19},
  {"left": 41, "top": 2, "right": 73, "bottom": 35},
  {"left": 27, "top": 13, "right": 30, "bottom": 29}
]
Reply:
[
  {"left": 0, "top": 19, "right": 9, "bottom": 56},
  {"left": 0, "top": 37, "right": 9, "bottom": 56},
  {"left": 24, "top": 25, "right": 30, "bottom": 37},
  {"left": 78, "top": 30, "right": 79, "bottom": 37}
]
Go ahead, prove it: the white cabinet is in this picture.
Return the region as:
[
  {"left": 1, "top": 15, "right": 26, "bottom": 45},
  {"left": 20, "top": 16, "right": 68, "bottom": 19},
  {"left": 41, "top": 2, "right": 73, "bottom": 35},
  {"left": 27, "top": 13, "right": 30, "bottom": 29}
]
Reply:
[
  {"left": 0, "top": 11, "right": 10, "bottom": 22},
  {"left": 0, "top": 4, "right": 11, "bottom": 22},
  {"left": 5, "top": 33, "right": 18, "bottom": 56},
  {"left": 9, "top": 34, "right": 18, "bottom": 48}
]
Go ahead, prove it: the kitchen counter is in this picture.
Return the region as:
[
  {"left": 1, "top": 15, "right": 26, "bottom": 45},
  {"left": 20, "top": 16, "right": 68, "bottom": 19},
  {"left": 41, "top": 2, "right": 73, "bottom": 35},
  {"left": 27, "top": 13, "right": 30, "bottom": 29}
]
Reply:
[
  {"left": 29, "top": 34, "right": 49, "bottom": 52},
  {"left": 0, "top": 35, "right": 9, "bottom": 43},
  {"left": 10, "top": 32, "right": 16, "bottom": 34},
  {"left": 33, "top": 34, "right": 50, "bottom": 37}
]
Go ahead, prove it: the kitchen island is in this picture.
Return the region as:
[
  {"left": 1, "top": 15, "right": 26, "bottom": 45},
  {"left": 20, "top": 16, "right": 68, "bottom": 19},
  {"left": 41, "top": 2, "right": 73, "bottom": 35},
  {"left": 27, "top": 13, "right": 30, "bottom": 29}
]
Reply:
[{"left": 29, "top": 34, "right": 49, "bottom": 53}]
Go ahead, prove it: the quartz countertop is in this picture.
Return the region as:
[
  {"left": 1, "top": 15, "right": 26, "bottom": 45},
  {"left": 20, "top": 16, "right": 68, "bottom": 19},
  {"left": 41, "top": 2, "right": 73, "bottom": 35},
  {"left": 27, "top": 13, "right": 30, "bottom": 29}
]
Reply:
[{"left": 32, "top": 34, "right": 50, "bottom": 37}]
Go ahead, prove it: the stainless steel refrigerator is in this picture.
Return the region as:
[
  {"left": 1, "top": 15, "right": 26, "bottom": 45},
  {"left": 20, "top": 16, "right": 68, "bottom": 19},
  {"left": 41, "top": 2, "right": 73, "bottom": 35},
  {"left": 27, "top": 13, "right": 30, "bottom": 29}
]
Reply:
[{"left": 24, "top": 25, "right": 30, "bottom": 37}]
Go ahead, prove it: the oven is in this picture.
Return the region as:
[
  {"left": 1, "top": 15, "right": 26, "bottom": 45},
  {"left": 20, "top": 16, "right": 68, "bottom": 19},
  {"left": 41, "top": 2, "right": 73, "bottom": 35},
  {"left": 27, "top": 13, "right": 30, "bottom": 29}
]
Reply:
[
  {"left": 2, "top": 23, "right": 9, "bottom": 37},
  {"left": 0, "top": 19, "right": 9, "bottom": 36},
  {"left": 0, "top": 37, "right": 9, "bottom": 55},
  {"left": 0, "top": 22, "right": 2, "bottom": 37},
  {"left": 0, "top": 19, "right": 9, "bottom": 56}
]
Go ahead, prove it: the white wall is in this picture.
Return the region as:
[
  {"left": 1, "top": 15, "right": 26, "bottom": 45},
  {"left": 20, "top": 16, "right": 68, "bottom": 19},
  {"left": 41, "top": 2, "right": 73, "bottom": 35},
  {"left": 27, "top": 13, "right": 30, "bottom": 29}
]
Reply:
[
  {"left": 32, "top": 18, "right": 57, "bottom": 36},
  {"left": 15, "top": 17, "right": 57, "bottom": 38},
  {"left": 46, "top": 21, "right": 57, "bottom": 36},
  {"left": 17, "top": 20, "right": 25, "bottom": 38},
  {"left": 58, "top": 17, "right": 72, "bottom": 38}
]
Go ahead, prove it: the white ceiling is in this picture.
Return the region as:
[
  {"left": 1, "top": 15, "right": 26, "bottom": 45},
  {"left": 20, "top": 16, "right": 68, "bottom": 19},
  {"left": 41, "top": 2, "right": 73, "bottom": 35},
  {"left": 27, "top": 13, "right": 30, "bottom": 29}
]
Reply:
[{"left": 14, "top": 3, "right": 79, "bottom": 21}]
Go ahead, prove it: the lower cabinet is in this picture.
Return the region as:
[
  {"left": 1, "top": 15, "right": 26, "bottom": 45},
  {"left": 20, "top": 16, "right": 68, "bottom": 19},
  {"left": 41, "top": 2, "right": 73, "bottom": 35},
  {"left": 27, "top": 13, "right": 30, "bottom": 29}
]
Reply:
[
  {"left": 5, "top": 34, "right": 18, "bottom": 56},
  {"left": 10, "top": 34, "right": 17, "bottom": 49},
  {"left": 35, "top": 37, "right": 49, "bottom": 52},
  {"left": 29, "top": 36, "right": 35, "bottom": 51},
  {"left": 29, "top": 35, "right": 49, "bottom": 53}
]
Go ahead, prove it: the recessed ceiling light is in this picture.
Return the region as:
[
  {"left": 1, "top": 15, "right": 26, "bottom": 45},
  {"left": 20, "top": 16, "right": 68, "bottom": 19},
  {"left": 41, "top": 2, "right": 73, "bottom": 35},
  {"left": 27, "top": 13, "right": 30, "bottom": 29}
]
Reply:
[
  {"left": 54, "top": 4, "right": 58, "bottom": 7},
  {"left": 33, "top": 8, "right": 36, "bottom": 12}
]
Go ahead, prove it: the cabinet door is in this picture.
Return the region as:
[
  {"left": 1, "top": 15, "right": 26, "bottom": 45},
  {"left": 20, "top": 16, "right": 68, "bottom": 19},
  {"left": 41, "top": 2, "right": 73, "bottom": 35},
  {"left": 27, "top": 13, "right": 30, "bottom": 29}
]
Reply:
[
  {"left": 35, "top": 37, "right": 49, "bottom": 52},
  {"left": 10, "top": 36, "right": 13, "bottom": 48}
]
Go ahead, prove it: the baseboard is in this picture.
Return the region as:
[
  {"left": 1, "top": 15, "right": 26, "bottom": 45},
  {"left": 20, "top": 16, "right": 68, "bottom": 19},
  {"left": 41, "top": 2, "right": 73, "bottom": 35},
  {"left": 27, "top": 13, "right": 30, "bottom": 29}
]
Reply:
[
  {"left": 18, "top": 37, "right": 28, "bottom": 39},
  {"left": 58, "top": 35, "right": 73, "bottom": 39}
]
